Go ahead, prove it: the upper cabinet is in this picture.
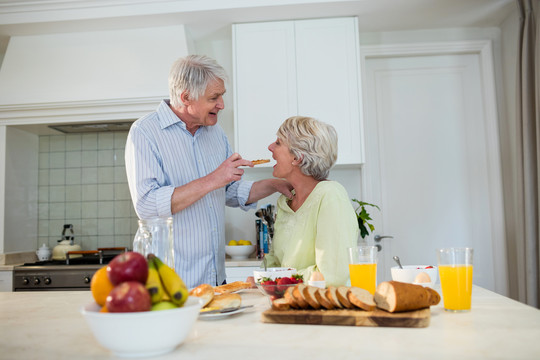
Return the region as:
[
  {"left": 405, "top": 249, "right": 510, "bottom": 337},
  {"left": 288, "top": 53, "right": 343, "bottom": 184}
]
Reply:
[{"left": 233, "top": 17, "right": 364, "bottom": 165}]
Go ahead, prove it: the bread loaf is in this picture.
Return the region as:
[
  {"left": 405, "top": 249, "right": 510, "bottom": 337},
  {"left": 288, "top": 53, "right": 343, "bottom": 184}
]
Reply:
[
  {"left": 189, "top": 283, "right": 214, "bottom": 307},
  {"left": 347, "top": 287, "right": 376, "bottom": 311},
  {"left": 374, "top": 281, "right": 440, "bottom": 313}
]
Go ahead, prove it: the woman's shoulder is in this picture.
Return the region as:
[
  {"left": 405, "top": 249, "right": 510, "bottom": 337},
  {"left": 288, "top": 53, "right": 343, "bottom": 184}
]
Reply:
[{"left": 315, "top": 180, "right": 348, "bottom": 195}]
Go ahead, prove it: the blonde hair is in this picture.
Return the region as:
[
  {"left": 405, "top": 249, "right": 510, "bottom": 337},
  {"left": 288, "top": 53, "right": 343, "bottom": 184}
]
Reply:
[
  {"left": 168, "top": 55, "right": 228, "bottom": 108},
  {"left": 277, "top": 116, "right": 338, "bottom": 180}
]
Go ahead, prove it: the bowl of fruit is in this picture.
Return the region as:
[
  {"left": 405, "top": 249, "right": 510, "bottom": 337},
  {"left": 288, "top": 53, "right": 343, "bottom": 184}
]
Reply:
[
  {"left": 225, "top": 240, "right": 256, "bottom": 260},
  {"left": 253, "top": 267, "right": 297, "bottom": 283},
  {"left": 81, "top": 252, "right": 202, "bottom": 358},
  {"left": 256, "top": 275, "right": 304, "bottom": 301}
]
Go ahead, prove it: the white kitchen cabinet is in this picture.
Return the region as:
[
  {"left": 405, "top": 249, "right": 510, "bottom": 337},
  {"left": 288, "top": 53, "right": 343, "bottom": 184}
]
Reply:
[
  {"left": 0, "top": 270, "right": 12, "bottom": 292},
  {"left": 233, "top": 17, "right": 364, "bottom": 165}
]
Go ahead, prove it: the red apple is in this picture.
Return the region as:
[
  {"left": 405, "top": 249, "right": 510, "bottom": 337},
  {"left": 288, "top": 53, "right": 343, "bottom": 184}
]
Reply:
[
  {"left": 107, "top": 251, "right": 148, "bottom": 285},
  {"left": 106, "top": 281, "right": 151, "bottom": 312}
]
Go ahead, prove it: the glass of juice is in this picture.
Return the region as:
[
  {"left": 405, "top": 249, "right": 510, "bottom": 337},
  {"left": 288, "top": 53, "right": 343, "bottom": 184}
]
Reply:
[
  {"left": 348, "top": 246, "right": 377, "bottom": 294},
  {"left": 437, "top": 247, "right": 474, "bottom": 312}
]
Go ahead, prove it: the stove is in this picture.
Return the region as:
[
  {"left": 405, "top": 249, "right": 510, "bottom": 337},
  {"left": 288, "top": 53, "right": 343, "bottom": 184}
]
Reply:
[{"left": 13, "top": 247, "right": 127, "bottom": 291}]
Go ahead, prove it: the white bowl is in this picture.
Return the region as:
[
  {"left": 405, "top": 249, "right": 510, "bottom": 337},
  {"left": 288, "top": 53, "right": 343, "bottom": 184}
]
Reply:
[
  {"left": 253, "top": 267, "right": 297, "bottom": 283},
  {"left": 81, "top": 297, "right": 202, "bottom": 357},
  {"left": 225, "top": 245, "right": 256, "bottom": 260},
  {"left": 390, "top": 265, "right": 438, "bottom": 288}
]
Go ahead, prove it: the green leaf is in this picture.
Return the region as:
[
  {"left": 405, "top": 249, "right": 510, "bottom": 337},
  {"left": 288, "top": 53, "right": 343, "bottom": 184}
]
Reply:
[{"left": 351, "top": 199, "right": 380, "bottom": 239}]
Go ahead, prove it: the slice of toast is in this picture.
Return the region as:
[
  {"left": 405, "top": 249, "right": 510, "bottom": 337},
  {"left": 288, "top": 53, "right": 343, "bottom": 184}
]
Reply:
[
  {"left": 336, "top": 286, "right": 355, "bottom": 309},
  {"left": 315, "top": 288, "right": 335, "bottom": 310},
  {"left": 302, "top": 285, "right": 321, "bottom": 309},
  {"left": 271, "top": 298, "right": 291, "bottom": 311},
  {"left": 347, "top": 287, "right": 376, "bottom": 311}
]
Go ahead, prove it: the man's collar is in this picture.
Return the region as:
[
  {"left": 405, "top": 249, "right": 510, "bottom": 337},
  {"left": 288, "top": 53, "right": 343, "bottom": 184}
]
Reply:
[{"left": 157, "top": 100, "right": 187, "bottom": 130}]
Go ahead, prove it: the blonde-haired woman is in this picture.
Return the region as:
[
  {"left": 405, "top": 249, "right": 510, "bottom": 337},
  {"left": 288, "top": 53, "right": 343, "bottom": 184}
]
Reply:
[{"left": 264, "top": 116, "right": 359, "bottom": 286}]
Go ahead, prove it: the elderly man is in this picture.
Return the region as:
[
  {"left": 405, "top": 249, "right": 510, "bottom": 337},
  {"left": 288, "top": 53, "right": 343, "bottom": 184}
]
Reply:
[{"left": 125, "top": 55, "right": 292, "bottom": 288}]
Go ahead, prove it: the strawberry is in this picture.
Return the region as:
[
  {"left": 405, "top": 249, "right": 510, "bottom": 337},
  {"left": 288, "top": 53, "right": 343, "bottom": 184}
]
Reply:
[
  {"left": 276, "top": 276, "right": 294, "bottom": 293},
  {"left": 291, "top": 274, "right": 304, "bottom": 284},
  {"left": 260, "top": 278, "right": 277, "bottom": 296}
]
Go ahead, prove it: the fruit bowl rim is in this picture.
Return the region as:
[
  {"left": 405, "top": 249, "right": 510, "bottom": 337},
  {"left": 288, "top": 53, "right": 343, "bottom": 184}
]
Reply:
[{"left": 81, "top": 297, "right": 203, "bottom": 317}]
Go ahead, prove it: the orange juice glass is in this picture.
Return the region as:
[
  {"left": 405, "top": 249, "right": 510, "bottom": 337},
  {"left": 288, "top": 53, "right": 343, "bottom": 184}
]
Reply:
[
  {"left": 437, "top": 248, "right": 474, "bottom": 312},
  {"left": 348, "top": 246, "right": 377, "bottom": 294}
]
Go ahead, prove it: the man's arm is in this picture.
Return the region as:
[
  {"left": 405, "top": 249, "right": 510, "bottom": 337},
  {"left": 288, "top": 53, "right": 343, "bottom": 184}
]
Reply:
[{"left": 171, "top": 153, "right": 253, "bottom": 214}]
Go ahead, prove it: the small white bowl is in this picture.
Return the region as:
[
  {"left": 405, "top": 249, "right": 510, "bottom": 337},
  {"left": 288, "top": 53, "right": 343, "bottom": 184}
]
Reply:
[
  {"left": 225, "top": 245, "right": 256, "bottom": 260},
  {"left": 253, "top": 267, "right": 297, "bottom": 283},
  {"left": 81, "top": 297, "right": 202, "bottom": 357},
  {"left": 391, "top": 265, "right": 438, "bottom": 288}
]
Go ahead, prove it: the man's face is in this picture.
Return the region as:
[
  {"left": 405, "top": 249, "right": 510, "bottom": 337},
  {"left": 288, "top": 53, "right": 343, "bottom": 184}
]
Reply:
[{"left": 184, "top": 78, "right": 226, "bottom": 128}]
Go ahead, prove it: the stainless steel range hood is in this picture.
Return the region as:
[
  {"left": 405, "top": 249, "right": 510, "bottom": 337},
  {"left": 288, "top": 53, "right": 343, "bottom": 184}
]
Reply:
[{"left": 48, "top": 122, "right": 133, "bottom": 134}]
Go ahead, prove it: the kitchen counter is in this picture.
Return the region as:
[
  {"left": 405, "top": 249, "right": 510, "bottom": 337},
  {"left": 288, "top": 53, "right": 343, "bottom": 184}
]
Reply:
[{"left": 1, "top": 286, "right": 539, "bottom": 359}]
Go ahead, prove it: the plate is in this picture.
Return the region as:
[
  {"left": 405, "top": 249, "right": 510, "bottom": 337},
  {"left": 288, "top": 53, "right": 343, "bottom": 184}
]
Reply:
[{"left": 198, "top": 306, "right": 250, "bottom": 320}]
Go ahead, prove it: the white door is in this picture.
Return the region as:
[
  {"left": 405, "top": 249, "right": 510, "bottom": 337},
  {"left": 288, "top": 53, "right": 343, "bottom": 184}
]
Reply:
[{"left": 362, "top": 47, "right": 505, "bottom": 293}]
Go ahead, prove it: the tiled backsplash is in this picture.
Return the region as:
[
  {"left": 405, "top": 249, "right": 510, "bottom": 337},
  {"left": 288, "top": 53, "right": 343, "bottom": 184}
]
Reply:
[{"left": 38, "top": 132, "right": 139, "bottom": 250}]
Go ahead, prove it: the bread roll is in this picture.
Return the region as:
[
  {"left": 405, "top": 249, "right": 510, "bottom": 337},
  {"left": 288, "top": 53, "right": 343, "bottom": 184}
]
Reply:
[
  {"left": 189, "top": 284, "right": 214, "bottom": 307},
  {"left": 207, "top": 293, "right": 242, "bottom": 310},
  {"left": 374, "top": 281, "right": 440, "bottom": 313},
  {"left": 347, "top": 287, "right": 376, "bottom": 311}
]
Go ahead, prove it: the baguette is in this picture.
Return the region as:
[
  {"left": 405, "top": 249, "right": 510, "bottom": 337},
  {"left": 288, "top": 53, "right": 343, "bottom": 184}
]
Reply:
[
  {"left": 336, "top": 286, "right": 355, "bottom": 309},
  {"left": 325, "top": 286, "right": 343, "bottom": 308},
  {"left": 214, "top": 281, "right": 252, "bottom": 294},
  {"left": 374, "top": 281, "right": 440, "bottom": 313},
  {"left": 302, "top": 285, "right": 322, "bottom": 309},
  {"left": 347, "top": 287, "right": 376, "bottom": 311},
  {"left": 207, "top": 293, "right": 242, "bottom": 311},
  {"left": 189, "top": 283, "right": 214, "bottom": 307},
  {"left": 292, "top": 284, "right": 310, "bottom": 309},
  {"left": 315, "top": 288, "right": 335, "bottom": 310}
]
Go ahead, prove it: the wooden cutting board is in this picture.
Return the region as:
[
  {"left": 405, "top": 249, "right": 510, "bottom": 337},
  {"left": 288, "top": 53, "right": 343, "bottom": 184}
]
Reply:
[{"left": 261, "top": 307, "right": 430, "bottom": 328}]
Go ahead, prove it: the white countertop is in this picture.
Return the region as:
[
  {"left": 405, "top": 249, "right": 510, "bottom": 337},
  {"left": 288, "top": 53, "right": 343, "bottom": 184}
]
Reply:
[{"left": 1, "top": 286, "right": 539, "bottom": 359}]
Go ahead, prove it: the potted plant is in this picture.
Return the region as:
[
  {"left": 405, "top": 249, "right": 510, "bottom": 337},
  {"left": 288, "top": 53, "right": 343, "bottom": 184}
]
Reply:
[{"left": 352, "top": 199, "right": 380, "bottom": 241}]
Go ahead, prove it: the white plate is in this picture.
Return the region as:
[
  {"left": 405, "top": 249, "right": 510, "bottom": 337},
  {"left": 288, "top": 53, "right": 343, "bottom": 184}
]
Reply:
[{"left": 198, "top": 306, "right": 250, "bottom": 320}]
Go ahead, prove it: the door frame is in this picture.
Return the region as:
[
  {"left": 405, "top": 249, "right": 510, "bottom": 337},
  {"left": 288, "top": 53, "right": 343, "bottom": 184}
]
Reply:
[{"left": 359, "top": 40, "right": 508, "bottom": 295}]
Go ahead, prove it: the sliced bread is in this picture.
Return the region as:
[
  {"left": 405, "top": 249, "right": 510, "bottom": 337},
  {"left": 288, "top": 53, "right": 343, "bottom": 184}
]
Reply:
[
  {"left": 347, "top": 287, "right": 376, "bottom": 311},
  {"left": 292, "top": 283, "right": 310, "bottom": 309},
  {"left": 302, "top": 285, "right": 321, "bottom": 309},
  {"left": 271, "top": 298, "right": 291, "bottom": 311},
  {"left": 283, "top": 286, "right": 299, "bottom": 308},
  {"left": 315, "top": 288, "right": 335, "bottom": 310},
  {"left": 336, "top": 286, "right": 355, "bottom": 309},
  {"left": 325, "top": 286, "right": 343, "bottom": 308}
]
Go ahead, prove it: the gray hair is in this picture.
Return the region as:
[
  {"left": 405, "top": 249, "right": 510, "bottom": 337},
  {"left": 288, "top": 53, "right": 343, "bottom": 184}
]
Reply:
[
  {"left": 277, "top": 116, "right": 338, "bottom": 181},
  {"left": 168, "top": 55, "right": 228, "bottom": 108}
]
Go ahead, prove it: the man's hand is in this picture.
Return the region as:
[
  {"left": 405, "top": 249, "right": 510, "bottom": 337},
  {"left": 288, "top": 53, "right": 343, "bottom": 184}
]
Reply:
[{"left": 210, "top": 153, "right": 252, "bottom": 189}]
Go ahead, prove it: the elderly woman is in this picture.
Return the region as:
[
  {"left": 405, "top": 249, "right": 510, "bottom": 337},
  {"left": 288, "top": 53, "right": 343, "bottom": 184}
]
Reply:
[{"left": 263, "top": 116, "right": 359, "bottom": 286}]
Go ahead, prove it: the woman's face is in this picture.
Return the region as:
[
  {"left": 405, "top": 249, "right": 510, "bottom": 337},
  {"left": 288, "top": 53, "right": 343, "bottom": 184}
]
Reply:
[{"left": 268, "top": 137, "right": 296, "bottom": 179}]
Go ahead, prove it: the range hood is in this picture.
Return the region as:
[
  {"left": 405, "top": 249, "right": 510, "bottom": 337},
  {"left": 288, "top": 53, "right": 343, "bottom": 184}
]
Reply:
[
  {"left": 48, "top": 122, "right": 133, "bottom": 134},
  {"left": 0, "top": 25, "right": 191, "bottom": 124}
]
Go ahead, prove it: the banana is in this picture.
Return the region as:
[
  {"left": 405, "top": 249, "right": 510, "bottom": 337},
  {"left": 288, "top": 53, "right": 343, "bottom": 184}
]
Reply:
[
  {"left": 149, "top": 254, "right": 189, "bottom": 307},
  {"left": 145, "top": 256, "right": 164, "bottom": 304}
]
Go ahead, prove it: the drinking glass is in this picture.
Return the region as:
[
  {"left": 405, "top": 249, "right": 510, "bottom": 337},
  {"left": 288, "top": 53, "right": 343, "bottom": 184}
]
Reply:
[
  {"left": 437, "top": 247, "right": 473, "bottom": 312},
  {"left": 133, "top": 217, "right": 175, "bottom": 269},
  {"left": 348, "top": 246, "right": 377, "bottom": 294}
]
